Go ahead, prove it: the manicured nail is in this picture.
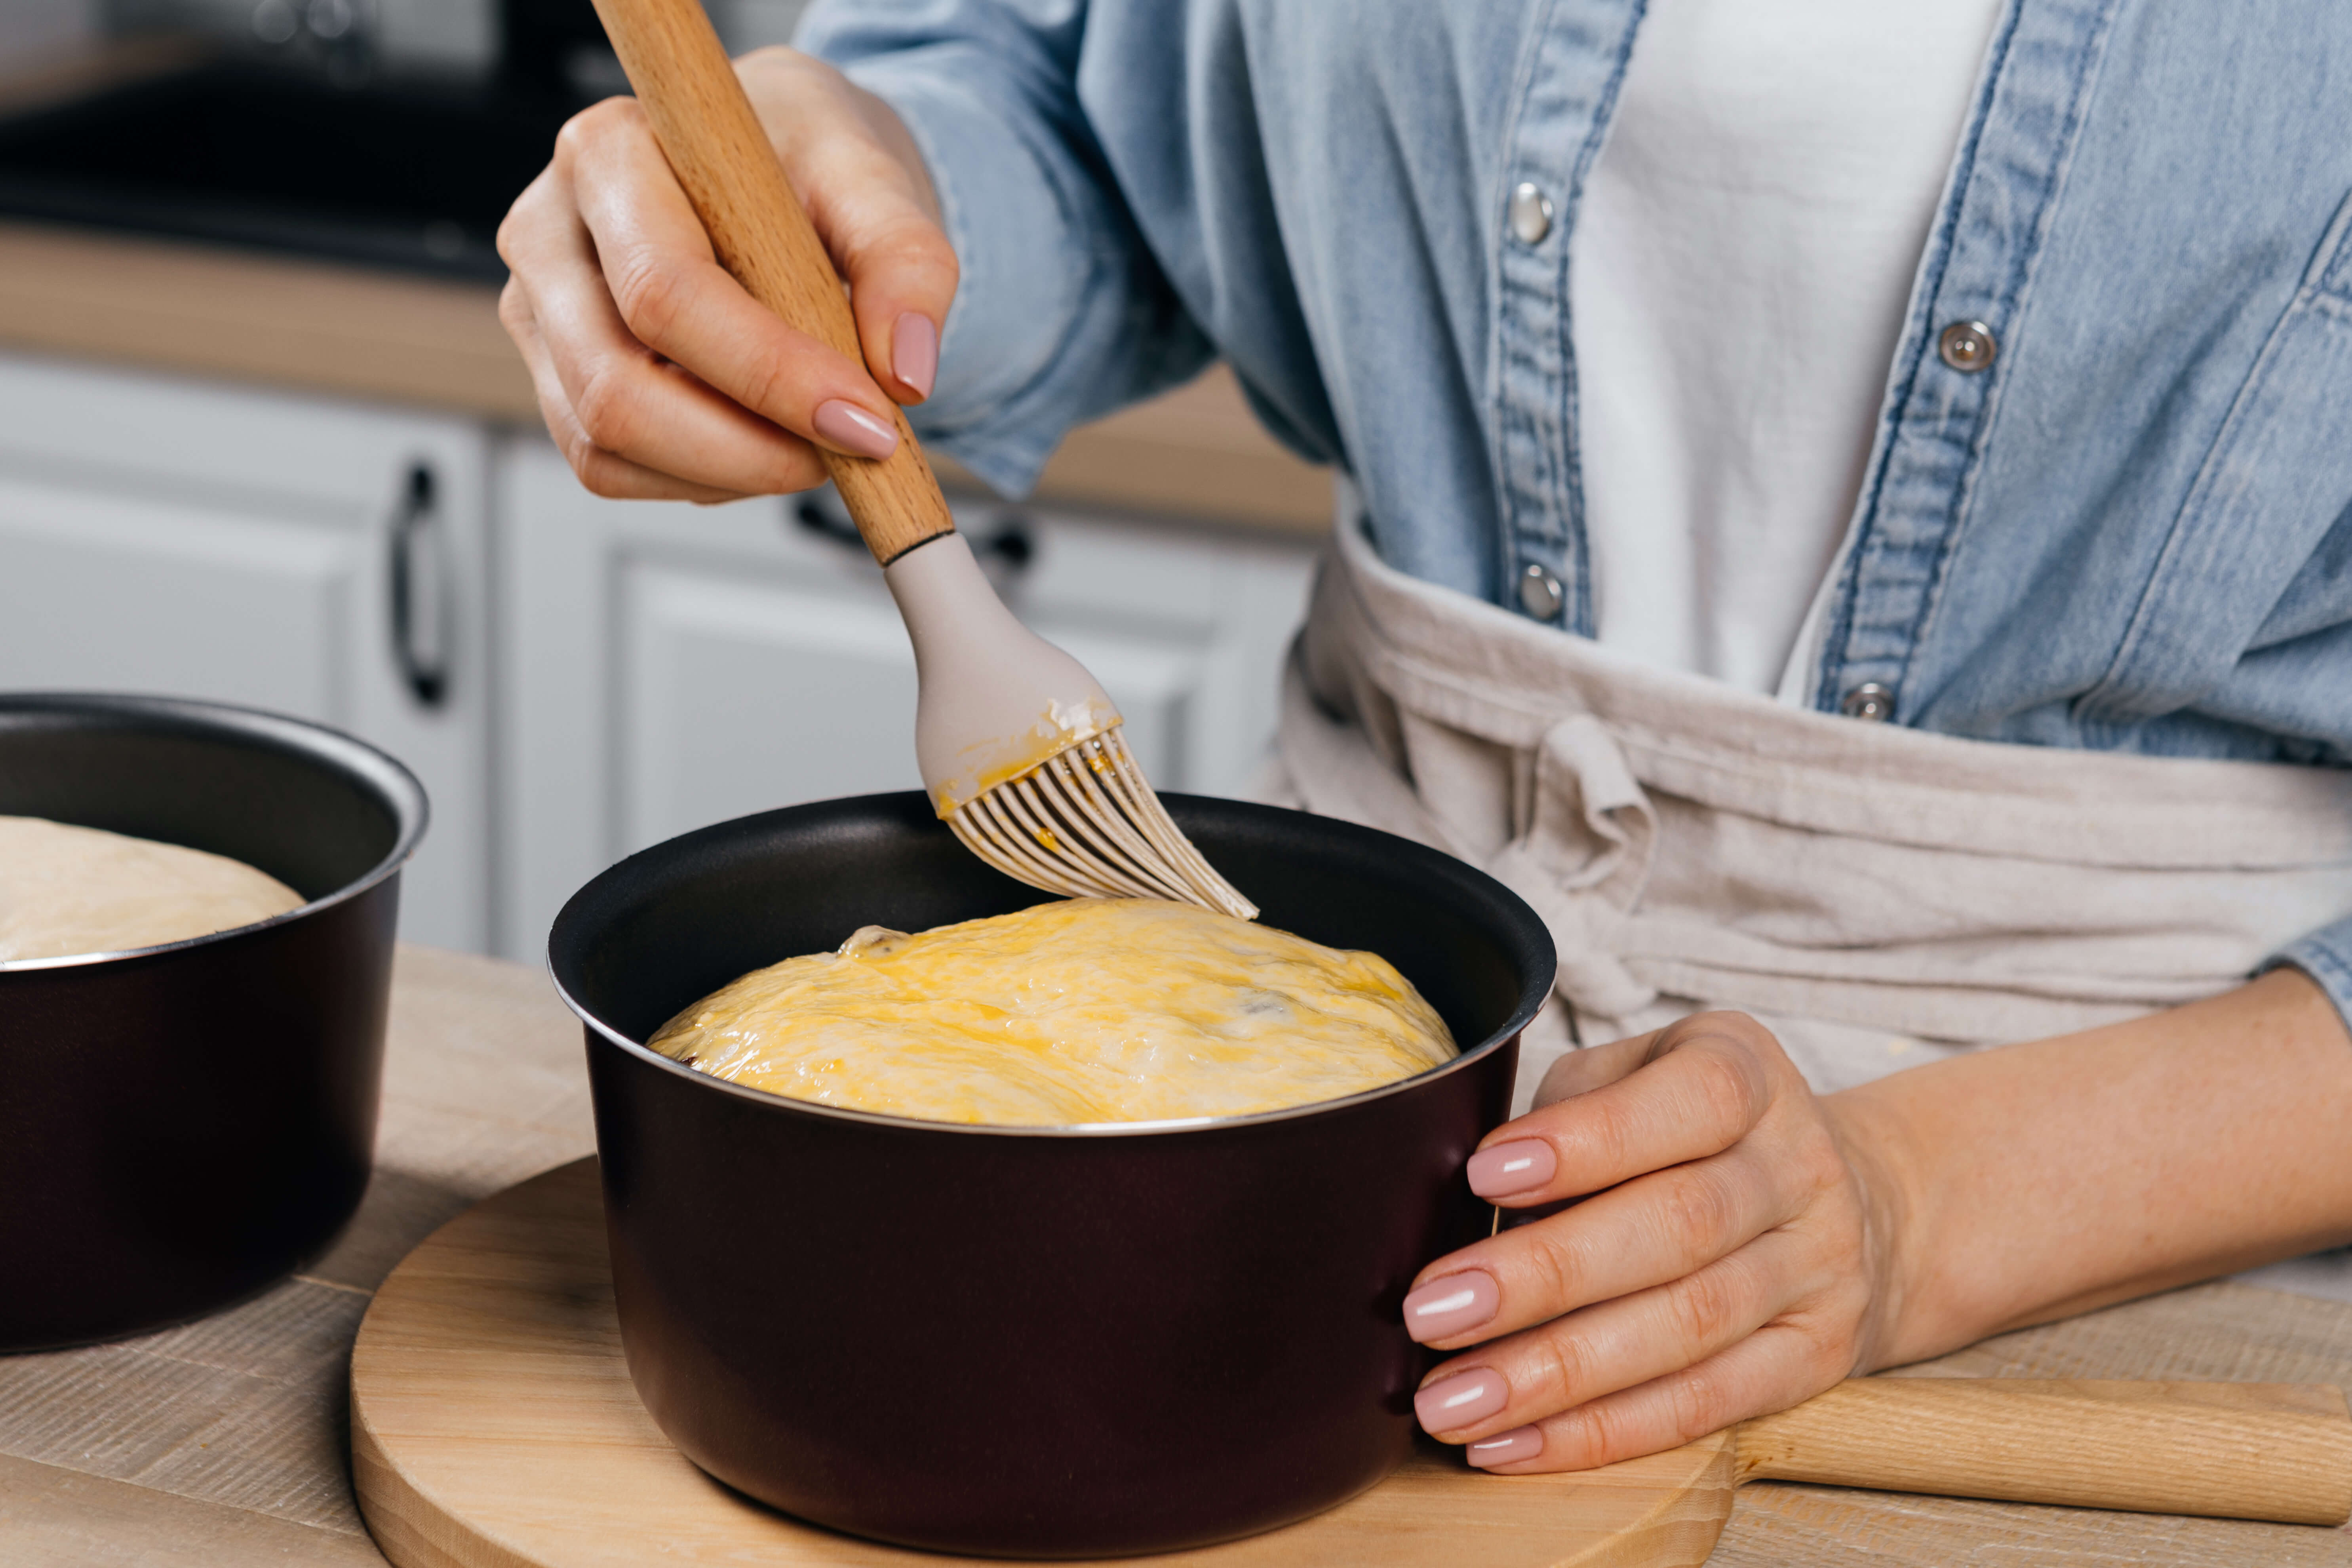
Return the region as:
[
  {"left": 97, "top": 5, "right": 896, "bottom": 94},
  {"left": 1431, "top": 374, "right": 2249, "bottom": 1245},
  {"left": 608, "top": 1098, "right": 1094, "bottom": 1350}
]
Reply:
[
  {"left": 1467, "top": 1426, "right": 1543, "bottom": 1468},
  {"left": 813, "top": 399, "right": 898, "bottom": 459},
  {"left": 1402, "top": 1270, "right": 1498, "bottom": 1343},
  {"left": 1467, "top": 1139, "right": 1556, "bottom": 1199},
  {"left": 892, "top": 311, "right": 937, "bottom": 399},
  {"left": 1414, "top": 1368, "right": 1508, "bottom": 1433}
]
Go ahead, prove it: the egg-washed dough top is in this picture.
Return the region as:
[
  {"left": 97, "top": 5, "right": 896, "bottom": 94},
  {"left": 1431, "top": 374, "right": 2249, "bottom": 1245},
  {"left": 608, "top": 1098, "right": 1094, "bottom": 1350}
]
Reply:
[
  {"left": 647, "top": 898, "right": 1457, "bottom": 1126},
  {"left": 0, "top": 815, "right": 305, "bottom": 962}
]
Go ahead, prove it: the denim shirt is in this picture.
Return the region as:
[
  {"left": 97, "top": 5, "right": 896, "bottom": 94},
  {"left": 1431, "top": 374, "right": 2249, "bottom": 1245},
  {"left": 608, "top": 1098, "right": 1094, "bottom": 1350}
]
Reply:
[{"left": 801, "top": 0, "right": 2352, "bottom": 1013}]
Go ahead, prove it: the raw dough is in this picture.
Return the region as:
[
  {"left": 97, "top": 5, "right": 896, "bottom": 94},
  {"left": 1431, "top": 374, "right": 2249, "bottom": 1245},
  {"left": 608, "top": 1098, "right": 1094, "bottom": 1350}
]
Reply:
[
  {"left": 649, "top": 898, "right": 1456, "bottom": 1126},
  {"left": 0, "top": 816, "right": 305, "bottom": 962}
]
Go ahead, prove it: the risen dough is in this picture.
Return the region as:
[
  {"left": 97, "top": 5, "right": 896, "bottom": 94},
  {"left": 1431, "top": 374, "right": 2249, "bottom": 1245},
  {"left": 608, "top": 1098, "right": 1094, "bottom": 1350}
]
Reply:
[
  {"left": 648, "top": 898, "right": 1456, "bottom": 1126},
  {"left": 0, "top": 816, "right": 305, "bottom": 962}
]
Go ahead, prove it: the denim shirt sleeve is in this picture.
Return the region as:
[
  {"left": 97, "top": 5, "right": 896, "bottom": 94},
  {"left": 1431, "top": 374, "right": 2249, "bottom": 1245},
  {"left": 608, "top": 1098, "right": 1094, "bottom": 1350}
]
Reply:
[
  {"left": 2274, "top": 919, "right": 2352, "bottom": 1037},
  {"left": 795, "top": 0, "right": 1214, "bottom": 497}
]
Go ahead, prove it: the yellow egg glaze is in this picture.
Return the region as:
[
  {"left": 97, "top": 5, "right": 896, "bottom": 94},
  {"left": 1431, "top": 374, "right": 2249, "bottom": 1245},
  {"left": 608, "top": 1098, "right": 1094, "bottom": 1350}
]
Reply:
[{"left": 646, "top": 899, "right": 1456, "bottom": 1126}]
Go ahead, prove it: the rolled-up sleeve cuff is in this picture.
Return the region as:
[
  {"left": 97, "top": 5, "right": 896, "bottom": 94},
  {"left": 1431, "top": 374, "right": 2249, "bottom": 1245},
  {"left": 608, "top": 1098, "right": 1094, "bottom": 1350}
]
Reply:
[
  {"left": 2269, "top": 916, "right": 2352, "bottom": 1038},
  {"left": 838, "top": 55, "right": 1088, "bottom": 495}
]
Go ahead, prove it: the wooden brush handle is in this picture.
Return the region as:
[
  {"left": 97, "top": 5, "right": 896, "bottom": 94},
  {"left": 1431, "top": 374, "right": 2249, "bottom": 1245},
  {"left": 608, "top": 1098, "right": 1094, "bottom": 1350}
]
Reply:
[
  {"left": 586, "top": 0, "right": 954, "bottom": 565},
  {"left": 1736, "top": 1378, "right": 2352, "bottom": 1525}
]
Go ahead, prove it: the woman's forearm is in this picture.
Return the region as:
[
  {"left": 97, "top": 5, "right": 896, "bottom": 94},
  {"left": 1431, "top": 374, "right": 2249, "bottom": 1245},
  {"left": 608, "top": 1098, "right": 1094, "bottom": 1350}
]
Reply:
[{"left": 1837, "top": 967, "right": 2352, "bottom": 1370}]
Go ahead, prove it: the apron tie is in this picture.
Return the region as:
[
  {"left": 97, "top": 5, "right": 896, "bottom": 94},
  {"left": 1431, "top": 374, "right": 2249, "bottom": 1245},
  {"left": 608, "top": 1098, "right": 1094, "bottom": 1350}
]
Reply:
[
  {"left": 1280, "top": 647, "right": 1659, "bottom": 1022},
  {"left": 1487, "top": 714, "right": 1659, "bottom": 1021}
]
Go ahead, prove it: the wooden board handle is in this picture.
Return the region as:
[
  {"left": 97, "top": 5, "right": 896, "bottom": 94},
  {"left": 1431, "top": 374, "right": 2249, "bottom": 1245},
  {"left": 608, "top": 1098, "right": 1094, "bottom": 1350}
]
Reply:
[
  {"left": 1736, "top": 1378, "right": 2352, "bottom": 1525},
  {"left": 586, "top": 0, "right": 954, "bottom": 565}
]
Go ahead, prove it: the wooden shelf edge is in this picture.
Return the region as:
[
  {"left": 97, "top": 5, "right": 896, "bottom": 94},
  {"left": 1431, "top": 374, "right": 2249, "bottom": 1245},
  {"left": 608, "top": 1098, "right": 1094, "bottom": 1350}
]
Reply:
[
  {"left": 938, "top": 364, "right": 1335, "bottom": 535},
  {"left": 0, "top": 220, "right": 1335, "bottom": 532},
  {"left": 0, "top": 220, "right": 540, "bottom": 421}
]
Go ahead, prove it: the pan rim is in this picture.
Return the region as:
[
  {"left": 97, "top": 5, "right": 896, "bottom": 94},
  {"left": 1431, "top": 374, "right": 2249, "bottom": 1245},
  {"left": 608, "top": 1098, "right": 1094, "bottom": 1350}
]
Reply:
[
  {"left": 0, "top": 691, "right": 430, "bottom": 974},
  {"left": 550, "top": 792, "right": 1554, "bottom": 1140}
]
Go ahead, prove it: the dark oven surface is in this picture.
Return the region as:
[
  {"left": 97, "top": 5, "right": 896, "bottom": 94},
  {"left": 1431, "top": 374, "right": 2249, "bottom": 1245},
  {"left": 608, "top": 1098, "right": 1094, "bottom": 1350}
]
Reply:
[{"left": 0, "top": 60, "right": 576, "bottom": 281}]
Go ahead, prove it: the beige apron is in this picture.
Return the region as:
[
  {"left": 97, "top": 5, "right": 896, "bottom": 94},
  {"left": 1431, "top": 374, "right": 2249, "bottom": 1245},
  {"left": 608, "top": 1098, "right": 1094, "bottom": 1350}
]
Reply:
[{"left": 1266, "top": 508, "right": 2352, "bottom": 1112}]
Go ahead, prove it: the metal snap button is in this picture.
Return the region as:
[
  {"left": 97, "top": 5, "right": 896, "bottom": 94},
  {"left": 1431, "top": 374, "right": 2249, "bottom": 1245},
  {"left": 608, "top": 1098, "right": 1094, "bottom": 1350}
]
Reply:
[
  {"left": 1517, "top": 563, "right": 1564, "bottom": 620},
  {"left": 1508, "top": 183, "right": 1554, "bottom": 246},
  {"left": 1937, "top": 320, "right": 1996, "bottom": 373},
  {"left": 1840, "top": 682, "right": 1896, "bottom": 721}
]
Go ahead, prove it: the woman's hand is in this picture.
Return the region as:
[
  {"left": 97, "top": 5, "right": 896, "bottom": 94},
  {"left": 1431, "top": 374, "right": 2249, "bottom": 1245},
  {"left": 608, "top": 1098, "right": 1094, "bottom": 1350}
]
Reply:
[
  {"left": 1404, "top": 1012, "right": 1907, "bottom": 1472},
  {"left": 497, "top": 47, "right": 954, "bottom": 503}
]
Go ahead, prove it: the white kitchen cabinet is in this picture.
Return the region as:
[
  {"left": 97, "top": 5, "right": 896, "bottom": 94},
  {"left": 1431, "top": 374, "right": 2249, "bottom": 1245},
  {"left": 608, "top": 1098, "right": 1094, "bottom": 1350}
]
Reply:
[
  {"left": 496, "top": 436, "right": 1317, "bottom": 962},
  {"left": 0, "top": 348, "right": 1318, "bottom": 963},
  {"left": 0, "top": 352, "right": 492, "bottom": 950}
]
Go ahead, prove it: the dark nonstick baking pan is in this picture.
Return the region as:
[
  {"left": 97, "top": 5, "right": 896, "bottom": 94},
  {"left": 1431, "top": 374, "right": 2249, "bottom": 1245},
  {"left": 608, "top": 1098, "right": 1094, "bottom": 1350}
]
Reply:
[
  {"left": 0, "top": 693, "right": 426, "bottom": 1350},
  {"left": 551, "top": 791, "right": 1553, "bottom": 1558}
]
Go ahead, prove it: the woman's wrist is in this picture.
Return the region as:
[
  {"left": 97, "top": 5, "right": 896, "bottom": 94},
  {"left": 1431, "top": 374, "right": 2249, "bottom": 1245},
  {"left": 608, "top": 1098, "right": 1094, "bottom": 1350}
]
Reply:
[{"left": 1820, "top": 1087, "right": 1933, "bottom": 1371}]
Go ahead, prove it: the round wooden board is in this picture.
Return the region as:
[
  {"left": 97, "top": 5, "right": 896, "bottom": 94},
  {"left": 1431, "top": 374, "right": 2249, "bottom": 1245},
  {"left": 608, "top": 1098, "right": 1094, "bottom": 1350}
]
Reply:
[{"left": 351, "top": 1157, "right": 1738, "bottom": 1568}]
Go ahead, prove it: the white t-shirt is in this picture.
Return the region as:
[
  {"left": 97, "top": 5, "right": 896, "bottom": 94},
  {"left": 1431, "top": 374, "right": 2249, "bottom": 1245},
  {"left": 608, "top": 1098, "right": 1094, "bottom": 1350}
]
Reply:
[{"left": 1572, "top": 0, "right": 2005, "bottom": 695}]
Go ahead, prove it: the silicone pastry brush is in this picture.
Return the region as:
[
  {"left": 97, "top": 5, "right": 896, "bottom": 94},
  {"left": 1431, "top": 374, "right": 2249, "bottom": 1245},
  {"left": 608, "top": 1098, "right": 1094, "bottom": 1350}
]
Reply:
[{"left": 587, "top": 0, "right": 1256, "bottom": 919}]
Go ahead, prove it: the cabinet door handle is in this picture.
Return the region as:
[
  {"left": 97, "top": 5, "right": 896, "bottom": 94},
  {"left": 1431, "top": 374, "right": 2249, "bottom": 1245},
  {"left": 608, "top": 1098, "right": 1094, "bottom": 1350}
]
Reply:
[
  {"left": 389, "top": 462, "right": 451, "bottom": 708},
  {"left": 974, "top": 516, "right": 1036, "bottom": 573}
]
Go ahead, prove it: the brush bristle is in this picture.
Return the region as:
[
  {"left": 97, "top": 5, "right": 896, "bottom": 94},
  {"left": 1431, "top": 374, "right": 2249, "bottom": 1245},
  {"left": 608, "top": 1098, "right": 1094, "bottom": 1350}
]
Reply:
[{"left": 946, "top": 729, "right": 1258, "bottom": 920}]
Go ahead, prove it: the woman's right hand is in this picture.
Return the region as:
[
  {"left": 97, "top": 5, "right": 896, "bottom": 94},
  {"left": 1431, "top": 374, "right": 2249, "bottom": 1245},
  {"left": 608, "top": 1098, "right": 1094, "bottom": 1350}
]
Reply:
[{"left": 496, "top": 46, "right": 955, "bottom": 503}]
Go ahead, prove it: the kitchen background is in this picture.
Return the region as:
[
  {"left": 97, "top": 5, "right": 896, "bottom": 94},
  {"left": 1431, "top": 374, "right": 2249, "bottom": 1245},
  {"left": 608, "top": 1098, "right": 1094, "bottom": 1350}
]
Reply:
[{"left": 0, "top": 0, "right": 1333, "bottom": 962}]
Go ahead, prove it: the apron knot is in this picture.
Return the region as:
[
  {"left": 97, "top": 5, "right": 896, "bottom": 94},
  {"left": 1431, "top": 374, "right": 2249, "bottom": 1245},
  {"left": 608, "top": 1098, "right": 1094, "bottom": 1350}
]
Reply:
[{"left": 1487, "top": 713, "right": 1659, "bottom": 1021}]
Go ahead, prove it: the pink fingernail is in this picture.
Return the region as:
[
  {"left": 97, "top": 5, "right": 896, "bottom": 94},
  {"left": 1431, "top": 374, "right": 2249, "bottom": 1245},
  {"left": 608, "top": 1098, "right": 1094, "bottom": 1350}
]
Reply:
[
  {"left": 1467, "top": 1426, "right": 1543, "bottom": 1468},
  {"left": 813, "top": 399, "right": 898, "bottom": 459},
  {"left": 893, "top": 311, "right": 937, "bottom": 399},
  {"left": 1402, "top": 1270, "right": 1498, "bottom": 1343},
  {"left": 1467, "top": 1139, "right": 1556, "bottom": 1199},
  {"left": 1414, "top": 1368, "right": 1509, "bottom": 1433}
]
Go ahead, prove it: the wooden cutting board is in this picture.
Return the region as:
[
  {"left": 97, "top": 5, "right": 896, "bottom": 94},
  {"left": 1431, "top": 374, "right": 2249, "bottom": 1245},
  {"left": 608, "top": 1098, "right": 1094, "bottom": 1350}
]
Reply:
[
  {"left": 350, "top": 1157, "right": 1743, "bottom": 1568},
  {"left": 350, "top": 1159, "right": 2352, "bottom": 1568}
]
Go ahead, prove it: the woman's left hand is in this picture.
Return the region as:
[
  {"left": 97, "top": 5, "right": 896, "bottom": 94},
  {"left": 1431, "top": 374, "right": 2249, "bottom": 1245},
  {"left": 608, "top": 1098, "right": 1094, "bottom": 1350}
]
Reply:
[{"left": 1405, "top": 1011, "right": 1906, "bottom": 1471}]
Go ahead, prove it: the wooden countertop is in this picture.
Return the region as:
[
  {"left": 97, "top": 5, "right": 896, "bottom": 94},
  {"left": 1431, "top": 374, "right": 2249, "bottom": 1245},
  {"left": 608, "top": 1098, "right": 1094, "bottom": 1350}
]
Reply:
[
  {"left": 0, "top": 219, "right": 1331, "bottom": 535},
  {"left": 2, "top": 944, "right": 2348, "bottom": 1565}
]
